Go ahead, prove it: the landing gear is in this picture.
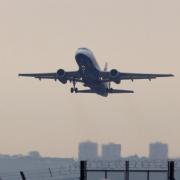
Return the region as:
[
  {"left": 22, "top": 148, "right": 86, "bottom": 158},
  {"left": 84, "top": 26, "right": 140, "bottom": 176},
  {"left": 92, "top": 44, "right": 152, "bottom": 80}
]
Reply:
[
  {"left": 70, "top": 87, "right": 78, "bottom": 93},
  {"left": 70, "top": 80, "right": 78, "bottom": 93},
  {"left": 106, "top": 87, "right": 113, "bottom": 93},
  {"left": 70, "top": 88, "right": 78, "bottom": 93},
  {"left": 74, "top": 88, "right": 78, "bottom": 93},
  {"left": 108, "top": 81, "right": 111, "bottom": 89},
  {"left": 106, "top": 82, "right": 114, "bottom": 93},
  {"left": 71, "top": 88, "right": 74, "bottom": 93},
  {"left": 106, "top": 81, "right": 112, "bottom": 92}
]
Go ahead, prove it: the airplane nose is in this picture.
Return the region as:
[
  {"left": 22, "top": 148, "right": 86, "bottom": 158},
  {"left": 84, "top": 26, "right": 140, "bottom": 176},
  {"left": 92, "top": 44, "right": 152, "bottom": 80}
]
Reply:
[
  {"left": 75, "top": 48, "right": 92, "bottom": 59},
  {"left": 75, "top": 53, "right": 84, "bottom": 62}
]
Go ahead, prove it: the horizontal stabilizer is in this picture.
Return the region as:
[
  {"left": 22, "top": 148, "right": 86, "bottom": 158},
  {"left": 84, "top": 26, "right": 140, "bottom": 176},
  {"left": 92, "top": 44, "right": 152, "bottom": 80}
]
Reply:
[
  {"left": 76, "top": 89, "right": 134, "bottom": 94},
  {"left": 108, "top": 89, "right": 134, "bottom": 93},
  {"left": 76, "top": 89, "right": 95, "bottom": 93}
]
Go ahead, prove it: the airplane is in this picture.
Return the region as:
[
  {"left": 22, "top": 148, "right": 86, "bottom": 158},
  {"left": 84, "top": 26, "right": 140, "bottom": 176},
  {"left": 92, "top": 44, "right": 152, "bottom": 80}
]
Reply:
[{"left": 19, "top": 47, "right": 174, "bottom": 97}]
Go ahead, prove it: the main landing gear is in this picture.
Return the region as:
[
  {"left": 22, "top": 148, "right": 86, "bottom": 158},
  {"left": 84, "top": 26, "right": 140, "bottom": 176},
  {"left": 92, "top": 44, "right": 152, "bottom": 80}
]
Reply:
[
  {"left": 70, "top": 87, "right": 78, "bottom": 93},
  {"left": 106, "top": 81, "right": 114, "bottom": 92},
  {"left": 70, "top": 80, "right": 78, "bottom": 93}
]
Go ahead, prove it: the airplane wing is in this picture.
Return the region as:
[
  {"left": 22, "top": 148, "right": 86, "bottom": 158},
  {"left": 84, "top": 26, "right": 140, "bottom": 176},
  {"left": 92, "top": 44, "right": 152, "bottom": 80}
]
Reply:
[
  {"left": 117, "top": 72, "right": 174, "bottom": 80},
  {"left": 100, "top": 71, "right": 174, "bottom": 82},
  {"left": 19, "top": 71, "right": 82, "bottom": 82},
  {"left": 19, "top": 73, "right": 57, "bottom": 79}
]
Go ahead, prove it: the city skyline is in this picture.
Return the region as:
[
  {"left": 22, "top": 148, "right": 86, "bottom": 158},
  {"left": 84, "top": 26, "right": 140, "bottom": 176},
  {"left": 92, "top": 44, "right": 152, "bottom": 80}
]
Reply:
[
  {"left": 0, "top": 141, "right": 171, "bottom": 159},
  {"left": 78, "top": 141, "right": 169, "bottom": 160}
]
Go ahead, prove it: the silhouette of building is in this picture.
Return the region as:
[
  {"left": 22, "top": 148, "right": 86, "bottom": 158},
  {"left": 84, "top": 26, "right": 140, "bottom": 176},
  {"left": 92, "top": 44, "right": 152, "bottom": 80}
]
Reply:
[
  {"left": 78, "top": 141, "right": 98, "bottom": 160},
  {"left": 149, "top": 142, "right": 168, "bottom": 159},
  {"left": 28, "top": 151, "right": 41, "bottom": 158},
  {"left": 102, "top": 143, "right": 121, "bottom": 160}
]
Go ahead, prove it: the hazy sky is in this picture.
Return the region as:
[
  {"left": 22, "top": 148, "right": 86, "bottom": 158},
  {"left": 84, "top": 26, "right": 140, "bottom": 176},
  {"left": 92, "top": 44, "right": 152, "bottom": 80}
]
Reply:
[{"left": 0, "top": 0, "right": 179, "bottom": 158}]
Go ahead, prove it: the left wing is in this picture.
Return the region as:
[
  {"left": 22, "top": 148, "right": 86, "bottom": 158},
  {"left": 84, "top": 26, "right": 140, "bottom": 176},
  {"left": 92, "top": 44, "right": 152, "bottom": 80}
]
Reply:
[
  {"left": 19, "top": 73, "right": 57, "bottom": 79},
  {"left": 100, "top": 71, "right": 174, "bottom": 82},
  {"left": 19, "top": 71, "right": 82, "bottom": 82}
]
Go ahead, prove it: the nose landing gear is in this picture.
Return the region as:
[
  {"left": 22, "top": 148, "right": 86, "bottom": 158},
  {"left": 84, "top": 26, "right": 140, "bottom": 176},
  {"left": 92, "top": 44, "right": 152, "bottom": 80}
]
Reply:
[
  {"left": 70, "top": 88, "right": 74, "bottom": 93},
  {"left": 70, "top": 87, "right": 78, "bottom": 93},
  {"left": 70, "top": 80, "right": 78, "bottom": 93}
]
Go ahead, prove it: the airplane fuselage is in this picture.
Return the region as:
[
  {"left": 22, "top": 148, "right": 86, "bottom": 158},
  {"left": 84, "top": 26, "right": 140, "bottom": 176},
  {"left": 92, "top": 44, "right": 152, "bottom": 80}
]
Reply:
[{"left": 75, "top": 48, "right": 108, "bottom": 97}]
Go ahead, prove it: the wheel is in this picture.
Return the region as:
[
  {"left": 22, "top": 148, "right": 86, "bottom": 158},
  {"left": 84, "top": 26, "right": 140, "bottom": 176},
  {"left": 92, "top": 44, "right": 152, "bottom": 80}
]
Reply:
[
  {"left": 70, "top": 88, "right": 74, "bottom": 93},
  {"left": 75, "top": 88, "right": 78, "bottom": 93},
  {"left": 109, "top": 88, "right": 113, "bottom": 92}
]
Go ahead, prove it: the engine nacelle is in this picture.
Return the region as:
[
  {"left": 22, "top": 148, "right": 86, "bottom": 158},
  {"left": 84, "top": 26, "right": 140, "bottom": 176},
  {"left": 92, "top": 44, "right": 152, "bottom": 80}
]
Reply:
[
  {"left": 110, "top": 69, "right": 120, "bottom": 84},
  {"left": 110, "top": 69, "right": 119, "bottom": 78},
  {"left": 57, "top": 69, "right": 67, "bottom": 84},
  {"left": 57, "top": 69, "right": 66, "bottom": 77}
]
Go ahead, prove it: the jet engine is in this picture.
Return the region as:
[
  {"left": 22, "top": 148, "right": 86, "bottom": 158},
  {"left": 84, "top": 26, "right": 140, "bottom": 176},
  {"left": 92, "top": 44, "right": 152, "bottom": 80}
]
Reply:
[
  {"left": 110, "top": 69, "right": 120, "bottom": 84},
  {"left": 57, "top": 69, "right": 67, "bottom": 84}
]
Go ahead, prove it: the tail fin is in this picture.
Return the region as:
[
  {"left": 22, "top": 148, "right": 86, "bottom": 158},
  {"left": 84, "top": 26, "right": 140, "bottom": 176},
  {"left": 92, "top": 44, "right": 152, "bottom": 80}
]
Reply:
[{"left": 104, "top": 62, "right": 108, "bottom": 71}]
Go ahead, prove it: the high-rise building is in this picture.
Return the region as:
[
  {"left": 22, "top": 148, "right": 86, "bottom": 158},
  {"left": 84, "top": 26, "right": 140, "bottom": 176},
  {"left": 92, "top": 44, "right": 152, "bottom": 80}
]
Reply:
[
  {"left": 78, "top": 141, "right": 98, "bottom": 161},
  {"left": 149, "top": 142, "right": 168, "bottom": 159},
  {"left": 102, "top": 143, "right": 121, "bottom": 160}
]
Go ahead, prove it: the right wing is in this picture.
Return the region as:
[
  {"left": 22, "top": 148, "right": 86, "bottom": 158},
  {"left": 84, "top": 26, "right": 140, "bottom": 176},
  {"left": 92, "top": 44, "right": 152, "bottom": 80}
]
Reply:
[{"left": 100, "top": 71, "right": 174, "bottom": 82}]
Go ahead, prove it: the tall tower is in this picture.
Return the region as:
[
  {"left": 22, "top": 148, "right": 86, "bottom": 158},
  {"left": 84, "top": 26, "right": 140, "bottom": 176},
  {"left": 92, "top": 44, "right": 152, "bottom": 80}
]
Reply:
[
  {"left": 78, "top": 141, "right": 98, "bottom": 161},
  {"left": 102, "top": 143, "right": 121, "bottom": 160},
  {"left": 149, "top": 142, "right": 168, "bottom": 159}
]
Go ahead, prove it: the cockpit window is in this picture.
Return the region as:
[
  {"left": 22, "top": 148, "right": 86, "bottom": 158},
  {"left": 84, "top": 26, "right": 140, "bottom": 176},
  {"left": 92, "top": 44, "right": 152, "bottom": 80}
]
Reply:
[{"left": 79, "top": 47, "right": 89, "bottom": 50}]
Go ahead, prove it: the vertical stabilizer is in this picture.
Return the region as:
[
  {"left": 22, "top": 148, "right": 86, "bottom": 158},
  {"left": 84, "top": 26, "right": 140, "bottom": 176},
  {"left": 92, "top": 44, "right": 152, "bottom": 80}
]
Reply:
[{"left": 104, "top": 62, "right": 108, "bottom": 71}]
